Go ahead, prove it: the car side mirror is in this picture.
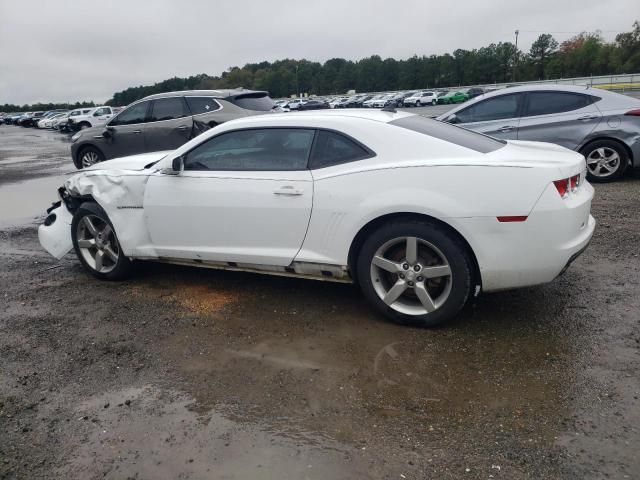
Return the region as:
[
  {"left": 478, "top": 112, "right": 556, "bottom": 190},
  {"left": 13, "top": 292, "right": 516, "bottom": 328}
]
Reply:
[
  {"left": 446, "top": 114, "right": 458, "bottom": 124},
  {"left": 160, "top": 155, "right": 184, "bottom": 175},
  {"left": 102, "top": 126, "right": 114, "bottom": 138},
  {"left": 172, "top": 156, "right": 183, "bottom": 172}
]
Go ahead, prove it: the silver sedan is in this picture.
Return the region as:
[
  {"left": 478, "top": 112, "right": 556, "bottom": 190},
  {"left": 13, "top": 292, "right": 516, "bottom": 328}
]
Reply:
[{"left": 437, "top": 84, "right": 640, "bottom": 182}]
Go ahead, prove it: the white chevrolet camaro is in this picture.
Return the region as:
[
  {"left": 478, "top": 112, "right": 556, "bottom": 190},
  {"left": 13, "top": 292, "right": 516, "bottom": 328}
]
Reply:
[{"left": 39, "top": 110, "right": 595, "bottom": 327}]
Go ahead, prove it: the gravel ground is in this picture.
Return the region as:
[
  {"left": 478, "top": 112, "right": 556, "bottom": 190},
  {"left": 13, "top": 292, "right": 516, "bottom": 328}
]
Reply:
[{"left": 0, "top": 125, "right": 639, "bottom": 479}]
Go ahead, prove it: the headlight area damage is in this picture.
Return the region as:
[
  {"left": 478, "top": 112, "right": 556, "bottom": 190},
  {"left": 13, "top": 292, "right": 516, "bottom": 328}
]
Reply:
[{"left": 38, "top": 170, "right": 153, "bottom": 260}]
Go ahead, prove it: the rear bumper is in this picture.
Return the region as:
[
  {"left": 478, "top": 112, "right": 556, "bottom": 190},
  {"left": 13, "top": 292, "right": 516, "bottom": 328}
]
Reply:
[{"left": 452, "top": 181, "right": 596, "bottom": 292}]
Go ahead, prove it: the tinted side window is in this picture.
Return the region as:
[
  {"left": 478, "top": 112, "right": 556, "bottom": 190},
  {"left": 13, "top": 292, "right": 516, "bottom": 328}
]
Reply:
[
  {"left": 310, "top": 130, "right": 372, "bottom": 169},
  {"left": 150, "top": 97, "right": 189, "bottom": 122},
  {"left": 184, "top": 128, "right": 314, "bottom": 171},
  {"left": 186, "top": 97, "right": 222, "bottom": 115},
  {"left": 110, "top": 102, "right": 149, "bottom": 126},
  {"left": 455, "top": 94, "right": 522, "bottom": 123},
  {"left": 525, "top": 92, "right": 593, "bottom": 116}
]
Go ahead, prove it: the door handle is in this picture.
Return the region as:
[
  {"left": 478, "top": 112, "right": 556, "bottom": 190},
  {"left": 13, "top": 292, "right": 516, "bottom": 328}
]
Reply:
[
  {"left": 274, "top": 185, "right": 304, "bottom": 196},
  {"left": 498, "top": 125, "right": 516, "bottom": 132},
  {"left": 132, "top": 130, "right": 142, "bottom": 134},
  {"left": 578, "top": 115, "right": 599, "bottom": 121},
  {"left": 177, "top": 125, "right": 190, "bottom": 131}
]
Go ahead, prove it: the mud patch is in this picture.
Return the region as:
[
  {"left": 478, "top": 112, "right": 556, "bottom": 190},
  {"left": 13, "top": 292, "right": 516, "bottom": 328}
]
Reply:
[{"left": 129, "top": 282, "right": 241, "bottom": 316}]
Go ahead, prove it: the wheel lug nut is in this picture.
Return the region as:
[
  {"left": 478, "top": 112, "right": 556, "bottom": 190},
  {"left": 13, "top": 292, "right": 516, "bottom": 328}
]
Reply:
[
  {"left": 417, "top": 276, "right": 424, "bottom": 282},
  {"left": 399, "top": 274, "right": 405, "bottom": 279},
  {"left": 414, "top": 265, "right": 421, "bottom": 272},
  {"left": 408, "top": 281, "right": 414, "bottom": 287},
  {"left": 402, "top": 263, "right": 409, "bottom": 270}
]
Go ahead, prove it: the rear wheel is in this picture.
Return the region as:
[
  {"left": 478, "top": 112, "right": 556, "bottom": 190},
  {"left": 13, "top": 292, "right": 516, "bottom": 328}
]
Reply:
[
  {"left": 581, "top": 140, "right": 628, "bottom": 183},
  {"left": 71, "top": 202, "right": 132, "bottom": 280},
  {"left": 357, "top": 220, "right": 472, "bottom": 327},
  {"left": 432, "top": 99, "right": 437, "bottom": 106},
  {"left": 416, "top": 101, "right": 421, "bottom": 107}
]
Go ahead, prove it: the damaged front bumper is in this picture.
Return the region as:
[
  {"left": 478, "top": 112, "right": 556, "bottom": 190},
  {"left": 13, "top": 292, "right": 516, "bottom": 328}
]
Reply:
[{"left": 38, "top": 201, "right": 74, "bottom": 259}]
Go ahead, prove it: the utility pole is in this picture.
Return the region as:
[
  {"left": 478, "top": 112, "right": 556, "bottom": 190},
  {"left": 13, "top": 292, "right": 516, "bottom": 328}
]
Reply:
[
  {"left": 295, "top": 65, "right": 300, "bottom": 98},
  {"left": 513, "top": 30, "right": 519, "bottom": 83}
]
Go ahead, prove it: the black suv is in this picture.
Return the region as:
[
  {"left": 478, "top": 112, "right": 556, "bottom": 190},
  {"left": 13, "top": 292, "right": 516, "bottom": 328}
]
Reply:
[{"left": 70, "top": 89, "right": 274, "bottom": 169}]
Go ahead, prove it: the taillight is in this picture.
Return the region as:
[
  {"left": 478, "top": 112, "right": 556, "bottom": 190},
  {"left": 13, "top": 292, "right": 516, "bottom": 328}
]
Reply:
[
  {"left": 554, "top": 179, "right": 569, "bottom": 198},
  {"left": 625, "top": 109, "right": 640, "bottom": 117},
  {"left": 570, "top": 174, "right": 580, "bottom": 192},
  {"left": 554, "top": 174, "right": 581, "bottom": 199}
]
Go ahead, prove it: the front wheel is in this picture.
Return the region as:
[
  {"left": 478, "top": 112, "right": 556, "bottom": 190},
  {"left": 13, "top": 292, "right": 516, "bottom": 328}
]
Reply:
[
  {"left": 357, "top": 220, "right": 472, "bottom": 327},
  {"left": 71, "top": 202, "right": 132, "bottom": 280},
  {"left": 432, "top": 99, "right": 437, "bottom": 106},
  {"left": 581, "top": 140, "right": 628, "bottom": 183},
  {"left": 77, "top": 146, "right": 105, "bottom": 169}
]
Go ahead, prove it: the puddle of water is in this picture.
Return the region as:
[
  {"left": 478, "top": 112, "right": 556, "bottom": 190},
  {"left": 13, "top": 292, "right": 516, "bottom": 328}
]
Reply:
[
  {"left": 0, "top": 174, "right": 67, "bottom": 228},
  {"left": 63, "top": 385, "right": 372, "bottom": 480}
]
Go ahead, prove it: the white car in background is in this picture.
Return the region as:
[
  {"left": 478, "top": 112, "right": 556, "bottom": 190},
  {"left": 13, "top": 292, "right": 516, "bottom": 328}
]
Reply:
[
  {"left": 287, "top": 99, "right": 307, "bottom": 110},
  {"left": 67, "top": 106, "right": 116, "bottom": 131},
  {"left": 38, "top": 112, "right": 68, "bottom": 129},
  {"left": 329, "top": 97, "right": 348, "bottom": 108},
  {"left": 38, "top": 110, "right": 594, "bottom": 328},
  {"left": 363, "top": 95, "right": 385, "bottom": 108},
  {"left": 54, "top": 108, "right": 94, "bottom": 131},
  {"left": 404, "top": 91, "right": 438, "bottom": 107},
  {"left": 372, "top": 94, "right": 396, "bottom": 108}
]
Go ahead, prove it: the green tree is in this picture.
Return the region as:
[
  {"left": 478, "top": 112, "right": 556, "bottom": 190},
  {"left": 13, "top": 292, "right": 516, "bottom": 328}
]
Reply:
[{"left": 529, "top": 33, "right": 559, "bottom": 79}]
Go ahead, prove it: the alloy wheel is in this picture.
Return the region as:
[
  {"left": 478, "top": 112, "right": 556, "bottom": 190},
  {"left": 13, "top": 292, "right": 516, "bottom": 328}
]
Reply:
[
  {"left": 81, "top": 151, "right": 100, "bottom": 168},
  {"left": 370, "top": 236, "right": 452, "bottom": 316},
  {"left": 76, "top": 215, "right": 119, "bottom": 274},
  {"left": 586, "top": 147, "right": 620, "bottom": 178}
]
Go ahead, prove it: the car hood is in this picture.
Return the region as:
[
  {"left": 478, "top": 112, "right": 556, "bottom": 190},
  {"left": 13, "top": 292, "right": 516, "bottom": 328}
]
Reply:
[{"left": 83, "top": 150, "right": 172, "bottom": 172}]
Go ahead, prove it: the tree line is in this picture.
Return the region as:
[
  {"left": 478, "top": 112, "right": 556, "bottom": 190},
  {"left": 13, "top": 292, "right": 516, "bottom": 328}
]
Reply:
[{"left": 3, "top": 22, "right": 639, "bottom": 112}]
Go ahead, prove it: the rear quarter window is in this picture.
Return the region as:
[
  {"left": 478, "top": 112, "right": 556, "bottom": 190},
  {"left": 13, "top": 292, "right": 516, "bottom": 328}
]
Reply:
[{"left": 391, "top": 115, "right": 505, "bottom": 154}]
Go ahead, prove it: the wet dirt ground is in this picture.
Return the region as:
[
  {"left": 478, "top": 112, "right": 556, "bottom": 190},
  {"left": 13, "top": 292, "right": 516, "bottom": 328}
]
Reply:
[{"left": 0, "top": 125, "right": 639, "bottom": 479}]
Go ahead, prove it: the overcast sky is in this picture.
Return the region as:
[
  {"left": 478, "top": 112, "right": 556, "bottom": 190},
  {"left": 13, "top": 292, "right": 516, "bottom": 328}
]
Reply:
[{"left": 0, "top": 0, "right": 636, "bottom": 105}]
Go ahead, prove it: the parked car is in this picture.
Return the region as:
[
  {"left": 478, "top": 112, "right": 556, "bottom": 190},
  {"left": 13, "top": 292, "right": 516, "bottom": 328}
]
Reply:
[
  {"left": 38, "top": 112, "right": 69, "bottom": 129},
  {"left": 329, "top": 97, "right": 348, "bottom": 108},
  {"left": 404, "top": 91, "right": 438, "bottom": 107},
  {"left": 70, "top": 89, "right": 274, "bottom": 168},
  {"left": 287, "top": 99, "right": 307, "bottom": 110},
  {"left": 55, "top": 109, "right": 93, "bottom": 132},
  {"left": 344, "top": 95, "right": 371, "bottom": 108},
  {"left": 363, "top": 95, "right": 386, "bottom": 108},
  {"left": 371, "top": 94, "right": 396, "bottom": 108},
  {"left": 40, "top": 110, "right": 594, "bottom": 328},
  {"left": 467, "top": 87, "right": 485, "bottom": 99},
  {"left": 437, "top": 84, "right": 640, "bottom": 182},
  {"left": 67, "top": 106, "right": 117, "bottom": 131},
  {"left": 19, "top": 111, "right": 44, "bottom": 127},
  {"left": 298, "top": 99, "right": 330, "bottom": 111},
  {"left": 438, "top": 91, "right": 469, "bottom": 104}
]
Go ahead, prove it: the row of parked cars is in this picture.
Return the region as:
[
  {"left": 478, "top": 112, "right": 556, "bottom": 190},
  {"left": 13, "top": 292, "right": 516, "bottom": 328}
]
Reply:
[
  {"left": 272, "top": 87, "right": 487, "bottom": 111},
  {"left": 0, "top": 106, "right": 123, "bottom": 132},
  {"left": 2, "top": 85, "right": 639, "bottom": 183}
]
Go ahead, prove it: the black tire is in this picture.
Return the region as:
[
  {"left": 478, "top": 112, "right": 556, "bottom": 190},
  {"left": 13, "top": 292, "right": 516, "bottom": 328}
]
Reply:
[
  {"left": 356, "top": 219, "right": 472, "bottom": 327},
  {"left": 78, "top": 122, "right": 91, "bottom": 130},
  {"left": 432, "top": 99, "right": 437, "bottom": 106},
  {"left": 71, "top": 202, "right": 132, "bottom": 281},
  {"left": 580, "top": 139, "right": 629, "bottom": 183},
  {"left": 76, "top": 146, "right": 105, "bottom": 169},
  {"left": 416, "top": 101, "right": 421, "bottom": 107}
]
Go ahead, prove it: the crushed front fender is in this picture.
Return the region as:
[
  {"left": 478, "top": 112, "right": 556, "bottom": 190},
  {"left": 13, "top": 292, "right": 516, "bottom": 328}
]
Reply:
[{"left": 38, "top": 205, "right": 73, "bottom": 259}]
